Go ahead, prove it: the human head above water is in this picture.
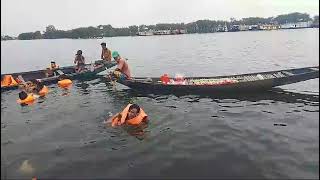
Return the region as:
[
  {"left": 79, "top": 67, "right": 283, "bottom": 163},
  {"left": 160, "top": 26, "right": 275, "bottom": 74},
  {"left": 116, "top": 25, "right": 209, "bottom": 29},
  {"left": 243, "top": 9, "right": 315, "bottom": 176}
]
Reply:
[
  {"left": 18, "top": 91, "right": 28, "bottom": 100},
  {"left": 32, "top": 80, "right": 44, "bottom": 91},
  {"left": 128, "top": 104, "right": 140, "bottom": 119}
]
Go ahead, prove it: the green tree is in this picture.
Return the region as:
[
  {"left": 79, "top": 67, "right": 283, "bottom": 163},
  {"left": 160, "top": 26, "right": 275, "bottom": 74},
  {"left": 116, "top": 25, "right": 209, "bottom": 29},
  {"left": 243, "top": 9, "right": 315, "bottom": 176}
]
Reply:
[
  {"left": 128, "top": 25, "right": 139, "bottom": 35},
  {"left": 274, "top": 12, "right": 312, "bottom": 24},
  {"left": 312, "top": 15, "right": 319, "bottom": 27},
  {"left": 18, "top": 31, "right": 42, "bottom": 40}
]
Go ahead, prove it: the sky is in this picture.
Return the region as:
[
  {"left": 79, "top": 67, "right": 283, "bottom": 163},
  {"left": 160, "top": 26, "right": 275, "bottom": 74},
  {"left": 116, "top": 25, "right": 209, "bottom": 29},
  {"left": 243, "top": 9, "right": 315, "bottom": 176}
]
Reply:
[{"left": 1, "top": 0, "right": 319, "bottom": 36}]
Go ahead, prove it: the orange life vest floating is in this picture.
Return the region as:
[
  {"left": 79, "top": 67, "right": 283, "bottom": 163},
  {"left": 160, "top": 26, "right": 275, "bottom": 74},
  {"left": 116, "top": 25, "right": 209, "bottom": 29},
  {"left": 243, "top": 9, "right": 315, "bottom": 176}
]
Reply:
[
  {"left": 38, "top": 85, "right": 49, "bottom": 97},
  {"left": 1, "top": 75, "right": 18, "bottom": 87},
  {"left": 17, "top": 94, "right": 35, "bottom": 105},
  {"left": 58, "top": 79, "right": 72, "bottom": 88},
  {"left": 111, "top": 104, "right": 148, "bottom": 127}
]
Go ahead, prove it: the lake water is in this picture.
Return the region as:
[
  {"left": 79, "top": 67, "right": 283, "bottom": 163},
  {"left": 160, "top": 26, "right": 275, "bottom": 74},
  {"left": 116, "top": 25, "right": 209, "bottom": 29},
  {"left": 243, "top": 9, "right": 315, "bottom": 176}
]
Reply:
[{"left": 1, "top": 28, "right": 319, "bottom": 179}]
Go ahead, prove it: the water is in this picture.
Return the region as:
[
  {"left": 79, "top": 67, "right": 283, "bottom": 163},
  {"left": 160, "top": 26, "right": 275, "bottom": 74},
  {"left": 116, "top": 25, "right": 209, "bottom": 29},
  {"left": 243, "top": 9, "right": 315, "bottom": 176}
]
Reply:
[{"left": 1, "top": 29, "right": 319, "bottom": 179}]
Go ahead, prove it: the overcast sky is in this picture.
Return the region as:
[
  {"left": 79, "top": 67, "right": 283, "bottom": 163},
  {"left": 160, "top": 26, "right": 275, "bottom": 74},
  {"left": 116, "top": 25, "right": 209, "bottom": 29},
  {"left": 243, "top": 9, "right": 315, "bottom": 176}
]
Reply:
[{"left": 1, "top": 0, "right": 319, "bottom": 36}]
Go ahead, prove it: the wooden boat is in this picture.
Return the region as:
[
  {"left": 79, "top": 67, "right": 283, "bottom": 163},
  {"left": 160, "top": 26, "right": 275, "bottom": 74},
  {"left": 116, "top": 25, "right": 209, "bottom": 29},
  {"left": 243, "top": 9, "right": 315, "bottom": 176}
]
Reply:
[
  {"left": 115, "top": 66, "right": 319, "bottom": 94},
  {"left": 1, "top": 60, "right": 117, "bottom": 91}
]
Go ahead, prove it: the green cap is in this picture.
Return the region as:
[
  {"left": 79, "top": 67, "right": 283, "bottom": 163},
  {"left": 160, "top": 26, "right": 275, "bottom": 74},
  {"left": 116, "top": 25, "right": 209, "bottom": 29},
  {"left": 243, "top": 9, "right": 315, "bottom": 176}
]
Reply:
[{"left": 112, "top": 51, "right": 119, "bottom": 58}]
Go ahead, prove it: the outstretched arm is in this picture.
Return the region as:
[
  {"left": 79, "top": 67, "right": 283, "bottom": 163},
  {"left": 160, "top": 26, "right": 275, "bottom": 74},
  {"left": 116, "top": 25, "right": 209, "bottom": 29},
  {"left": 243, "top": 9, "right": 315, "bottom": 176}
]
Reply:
[{"left": 105, "top": 113, "right": 122, "bottom": 127}]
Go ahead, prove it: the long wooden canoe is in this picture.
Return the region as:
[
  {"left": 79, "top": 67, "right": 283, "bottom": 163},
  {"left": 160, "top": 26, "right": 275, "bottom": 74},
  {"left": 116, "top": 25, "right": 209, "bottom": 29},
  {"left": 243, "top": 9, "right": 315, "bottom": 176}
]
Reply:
[
  {"left": 114, "top": 66, "right": 319, "bottom": 94},
  {"left": 1, "top": 60, "right": 117, "bottom": 91}
]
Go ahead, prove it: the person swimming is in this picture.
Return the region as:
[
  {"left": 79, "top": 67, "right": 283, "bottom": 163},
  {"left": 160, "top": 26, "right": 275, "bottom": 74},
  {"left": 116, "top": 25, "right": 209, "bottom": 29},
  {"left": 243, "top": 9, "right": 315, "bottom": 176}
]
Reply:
[{"left": 106, "top": 104, "right": 148, "bottom": 127}]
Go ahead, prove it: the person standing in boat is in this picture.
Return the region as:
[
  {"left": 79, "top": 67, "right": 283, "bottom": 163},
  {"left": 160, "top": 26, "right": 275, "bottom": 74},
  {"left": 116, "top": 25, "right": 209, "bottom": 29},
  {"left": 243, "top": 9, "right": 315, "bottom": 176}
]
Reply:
[
  {"left": 110, "top": 51, "right": 131, "bottom": 80},
  {"left": 100, "top": 42, "right": 112, "bottom": 64},
  {"left": 74, "top": 50, "right": 86, "bottom": 73}
]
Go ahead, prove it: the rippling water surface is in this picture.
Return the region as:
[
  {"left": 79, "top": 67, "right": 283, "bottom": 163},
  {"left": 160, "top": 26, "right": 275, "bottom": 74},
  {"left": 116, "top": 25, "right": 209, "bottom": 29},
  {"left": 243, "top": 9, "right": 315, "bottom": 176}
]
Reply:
[{"left": 1, "top": 29, "right": 319, "bottom": 179}]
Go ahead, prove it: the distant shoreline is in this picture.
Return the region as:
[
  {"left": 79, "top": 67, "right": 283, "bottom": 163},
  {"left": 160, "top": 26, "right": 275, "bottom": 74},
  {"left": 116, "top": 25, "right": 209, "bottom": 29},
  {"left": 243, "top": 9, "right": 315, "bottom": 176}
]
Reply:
[{"left": 2, "top": 27, "right": 318, "bottom": 41}]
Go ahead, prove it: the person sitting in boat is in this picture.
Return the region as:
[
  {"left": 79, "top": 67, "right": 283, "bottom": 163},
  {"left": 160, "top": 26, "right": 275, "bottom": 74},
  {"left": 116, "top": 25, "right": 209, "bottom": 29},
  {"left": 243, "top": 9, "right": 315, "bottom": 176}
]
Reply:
[
  {"left": 100, "top": 42, "right": 112, "bottom": 63},
  {"left": 48, "top": 61, "right": 60, "bottom": 76},
  {"left": 1, "top": 75, "right": 18, "bottom": 87},
  {"left": 49, "top": 61, "right": 59, "bottom": 70},
  {"left": 45, "top": 68, "right": 54, "bottom": 77},
  {"left": 106, "top": 104, "right": 148, "bottom": 127},
  {"left": 74, "top": 50, "right": 86, "bottom": 73},
  {"left": 112, "top": 51, "right": 131, "bottom": 80}
]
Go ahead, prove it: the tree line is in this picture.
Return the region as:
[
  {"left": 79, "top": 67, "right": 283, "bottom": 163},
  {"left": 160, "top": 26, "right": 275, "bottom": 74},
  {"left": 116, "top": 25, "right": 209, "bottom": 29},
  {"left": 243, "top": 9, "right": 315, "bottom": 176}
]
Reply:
[{"left": 9, "top": 12, "right": 320, "bottom": 40}]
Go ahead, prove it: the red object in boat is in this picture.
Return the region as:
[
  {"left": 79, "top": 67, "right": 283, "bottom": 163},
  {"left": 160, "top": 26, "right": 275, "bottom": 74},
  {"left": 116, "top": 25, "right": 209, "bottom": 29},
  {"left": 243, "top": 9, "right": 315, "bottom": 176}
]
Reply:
[{"left": 160, "top": 74, "right": 170, "bottom": 84}]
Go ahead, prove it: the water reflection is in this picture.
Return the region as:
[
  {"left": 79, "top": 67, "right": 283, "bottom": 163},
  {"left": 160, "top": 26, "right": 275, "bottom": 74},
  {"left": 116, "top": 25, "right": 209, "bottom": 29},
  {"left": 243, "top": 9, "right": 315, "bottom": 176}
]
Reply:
[
  {"left": 117, "top": 88, "right": 319, "bottom": 104},
  {"left": 75, "top": 81, "right": 90, "bottom": 95},
  {"left": 123, "top": 123, "right": 149, "bottom": 140}
]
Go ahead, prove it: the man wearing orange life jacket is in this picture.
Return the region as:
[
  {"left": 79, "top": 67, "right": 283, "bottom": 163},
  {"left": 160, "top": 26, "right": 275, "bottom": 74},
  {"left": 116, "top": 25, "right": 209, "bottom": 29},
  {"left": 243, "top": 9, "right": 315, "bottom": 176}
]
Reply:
[
  {"left": 106, "top": 104, "right": 148, "bottom": 127},
  {"left": 1, "top": 75, "right": 18, "bottom": 87},
  {"left": 17, "top": 91, "right": 37, "bottom": 106}
]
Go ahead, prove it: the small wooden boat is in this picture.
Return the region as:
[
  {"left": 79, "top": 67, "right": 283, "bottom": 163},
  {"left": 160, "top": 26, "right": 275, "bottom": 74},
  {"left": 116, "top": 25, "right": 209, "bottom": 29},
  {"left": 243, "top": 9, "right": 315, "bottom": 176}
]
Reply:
[
  {"left": 115, "top": 66, "right": 319, "bottom": 94},
  {"left": 1, "top": 60, "right": 117, "bottom": 91}
]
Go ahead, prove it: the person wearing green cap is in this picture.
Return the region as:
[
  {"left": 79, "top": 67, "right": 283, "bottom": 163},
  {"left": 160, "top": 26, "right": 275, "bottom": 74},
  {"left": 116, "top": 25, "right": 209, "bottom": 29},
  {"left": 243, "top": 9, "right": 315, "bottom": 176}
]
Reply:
[{"left": 111, "top": 51, "right": 131, "bottom": 80}]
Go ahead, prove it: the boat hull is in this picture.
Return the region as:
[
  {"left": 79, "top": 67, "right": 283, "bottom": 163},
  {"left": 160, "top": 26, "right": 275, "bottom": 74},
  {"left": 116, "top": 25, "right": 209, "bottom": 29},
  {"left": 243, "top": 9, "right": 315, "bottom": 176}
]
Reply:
[
  {"left": 116, "top": 66, "right": 319, "bottom": 94},
  {"left": 1, "top": 60, "right": 117, "bottom": 91}
]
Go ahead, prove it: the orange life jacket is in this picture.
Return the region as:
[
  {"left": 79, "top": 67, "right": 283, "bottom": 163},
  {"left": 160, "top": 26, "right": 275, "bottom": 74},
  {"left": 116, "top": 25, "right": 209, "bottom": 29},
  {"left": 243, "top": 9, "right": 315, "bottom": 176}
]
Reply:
[
  {"left": 38, "top": 85, "right": 49, "bottom": 97},
  {"left": 1, "top": 75, "right": 18, "bottom": 87},
  {"left": 111, "top": 104, "right": 148, "bottom": 126},
  {"left": 17, "top": 94, "right": 35, "bottom": 105},
  {"left": 58, "top": 79, "right": 72, "bottom": 88}
]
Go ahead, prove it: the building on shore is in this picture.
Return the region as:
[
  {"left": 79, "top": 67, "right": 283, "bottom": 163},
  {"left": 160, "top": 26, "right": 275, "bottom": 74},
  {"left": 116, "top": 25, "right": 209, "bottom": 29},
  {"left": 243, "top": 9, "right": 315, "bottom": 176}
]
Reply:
[
  {"left": 259, "top": 24, "right": 281, "bottom": 30},
  {"left": 249, "top": 25, "right": 260, "bottom": 31},
  {"left": 154, "top": 30, "right": 171, "bottom": 35},
  {"left": 280, "top": 21, "right": 313, "bottom": 29},
  {"left": 229, "top": 24, "right": 250, "bottom": 32},
  {"left": 137, "top": 27, "right": 154, "bottom": 36},
  {"left": 229, "top": 25, "right": 240, "bottom": 32},
  {"left": 137, "top": 29, "right": 187, "bottom": 36},
  {"left": 171, "top": 29, "right": 187, "bottom": 34},
  {"left": 216, "top": 23, "right": 228, "bottom": 32},
  {"left": 239, "top": 25, "right": 250, "bottom": 31}
]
